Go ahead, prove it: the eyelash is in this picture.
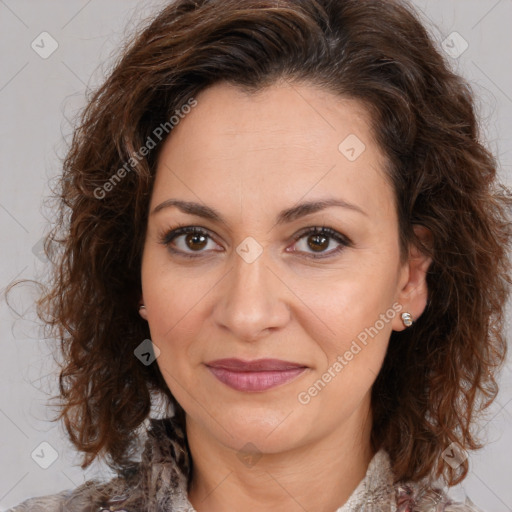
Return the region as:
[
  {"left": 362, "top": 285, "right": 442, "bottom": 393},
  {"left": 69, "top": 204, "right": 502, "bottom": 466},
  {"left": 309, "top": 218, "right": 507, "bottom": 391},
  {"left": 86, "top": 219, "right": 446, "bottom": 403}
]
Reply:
[{"left": 158, "top": 224, "right": 353, "bottom": 260}]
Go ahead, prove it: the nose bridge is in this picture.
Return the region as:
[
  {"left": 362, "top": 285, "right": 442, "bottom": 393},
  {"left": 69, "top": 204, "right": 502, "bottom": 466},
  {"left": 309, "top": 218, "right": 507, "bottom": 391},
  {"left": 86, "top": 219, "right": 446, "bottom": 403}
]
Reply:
[{"left": 213, "top": 242, "right": 290, "bottom": 340}]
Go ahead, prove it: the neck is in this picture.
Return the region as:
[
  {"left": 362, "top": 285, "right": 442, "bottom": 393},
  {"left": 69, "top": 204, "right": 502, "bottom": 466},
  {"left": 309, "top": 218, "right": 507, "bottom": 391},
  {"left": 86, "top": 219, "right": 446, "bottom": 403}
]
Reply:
[{"left": 186, "top": 398, "right": 375, "bottom": 512}]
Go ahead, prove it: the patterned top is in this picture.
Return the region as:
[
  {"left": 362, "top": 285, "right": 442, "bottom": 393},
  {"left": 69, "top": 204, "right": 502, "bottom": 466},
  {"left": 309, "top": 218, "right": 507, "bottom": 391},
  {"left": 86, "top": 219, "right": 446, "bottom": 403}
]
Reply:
[{"left": 6, "top": 417, "right": 485, "bottom": 512}]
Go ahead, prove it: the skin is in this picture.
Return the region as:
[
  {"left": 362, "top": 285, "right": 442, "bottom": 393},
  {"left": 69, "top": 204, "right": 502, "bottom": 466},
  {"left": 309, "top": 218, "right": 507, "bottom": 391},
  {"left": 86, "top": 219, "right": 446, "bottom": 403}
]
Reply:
[{"left": 139, "top": 79, "right": 432, "bottom": 512}]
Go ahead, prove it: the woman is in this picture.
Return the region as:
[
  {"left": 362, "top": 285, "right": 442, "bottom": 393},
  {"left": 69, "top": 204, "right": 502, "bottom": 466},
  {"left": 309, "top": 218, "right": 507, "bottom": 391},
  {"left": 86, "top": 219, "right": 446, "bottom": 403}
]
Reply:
[{"left": 7, "top": 0, "right": 511, "bottom": 510}]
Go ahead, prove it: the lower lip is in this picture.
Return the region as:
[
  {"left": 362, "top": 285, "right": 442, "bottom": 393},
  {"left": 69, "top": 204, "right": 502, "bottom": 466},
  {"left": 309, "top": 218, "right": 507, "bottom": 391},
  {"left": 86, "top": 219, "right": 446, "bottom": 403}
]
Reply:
[{"left": 206, "top": 366, "right": 307, "bottom": 392}]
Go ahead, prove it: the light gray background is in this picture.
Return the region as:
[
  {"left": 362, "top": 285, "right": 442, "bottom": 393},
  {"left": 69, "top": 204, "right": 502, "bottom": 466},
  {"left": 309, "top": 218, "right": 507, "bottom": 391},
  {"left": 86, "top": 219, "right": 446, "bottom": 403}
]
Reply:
[{"left": 1, "top": 1, "right": 511, "bottom": 510}]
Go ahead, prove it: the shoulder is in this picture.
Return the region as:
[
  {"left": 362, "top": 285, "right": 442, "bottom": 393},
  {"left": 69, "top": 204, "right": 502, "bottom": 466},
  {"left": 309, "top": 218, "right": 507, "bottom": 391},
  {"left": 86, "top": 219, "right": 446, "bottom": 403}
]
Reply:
[
  {"left": 5, "top": 417, "right": 191, "bottom": 512},
  {"left": 4, "top": 476, "right": 134, "bottom": 512},
  {"left": 346, "top": 449, "right": 486, "bottom": 512},
  {"left": 396, "top": 480, "right": 487, "bottom": 512},
  {"left": 5, "top": 489, "right": 72, "bottom": 512}
]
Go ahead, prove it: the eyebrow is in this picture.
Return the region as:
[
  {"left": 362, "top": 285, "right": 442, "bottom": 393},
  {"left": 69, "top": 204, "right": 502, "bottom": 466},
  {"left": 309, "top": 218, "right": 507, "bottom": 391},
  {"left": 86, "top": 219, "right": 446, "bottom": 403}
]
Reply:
[{"left": 151, "top": 197, "right": 368, "bottom": 224}]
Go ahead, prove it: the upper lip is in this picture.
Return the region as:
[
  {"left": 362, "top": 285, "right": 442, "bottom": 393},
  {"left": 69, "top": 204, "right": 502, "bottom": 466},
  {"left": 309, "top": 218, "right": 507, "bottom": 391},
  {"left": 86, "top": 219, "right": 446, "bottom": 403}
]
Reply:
[{"left": 205, "top": 358, "right": 307, "bottom": 371}]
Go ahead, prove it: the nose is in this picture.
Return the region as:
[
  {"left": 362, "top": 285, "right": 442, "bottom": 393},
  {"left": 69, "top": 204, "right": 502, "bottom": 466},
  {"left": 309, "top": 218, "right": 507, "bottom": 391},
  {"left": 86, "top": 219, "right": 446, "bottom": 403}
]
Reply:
[{"left": 213, "top": 244, "right": 291, "bottom": 342}]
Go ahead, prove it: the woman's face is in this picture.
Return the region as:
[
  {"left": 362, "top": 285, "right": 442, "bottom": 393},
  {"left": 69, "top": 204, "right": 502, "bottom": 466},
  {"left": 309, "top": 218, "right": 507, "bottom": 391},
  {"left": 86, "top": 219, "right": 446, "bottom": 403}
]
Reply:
[{"left": 140, "top": 80, "right": 430, "bottom": 455}]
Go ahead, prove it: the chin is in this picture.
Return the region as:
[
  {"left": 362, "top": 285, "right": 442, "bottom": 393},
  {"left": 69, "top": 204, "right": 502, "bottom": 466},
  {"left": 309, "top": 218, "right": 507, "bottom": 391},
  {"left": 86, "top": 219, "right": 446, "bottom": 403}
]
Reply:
[
  {"left": 204, "top": 403, "right": 318, "bottom": 453},
  {"left": 224, "top": 423, "right": 305, "bottom": 455}
]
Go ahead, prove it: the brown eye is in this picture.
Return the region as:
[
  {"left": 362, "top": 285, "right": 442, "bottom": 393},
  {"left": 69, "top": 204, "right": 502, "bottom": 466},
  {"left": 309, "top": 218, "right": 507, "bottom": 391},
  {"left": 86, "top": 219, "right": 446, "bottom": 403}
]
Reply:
[
  {"left": 307, "top": 233, "right": 330, "bottom": 252},
  {"left": 160, "top": 226, "right": 221, "bottom": 258},
  {"left": 290, "top": 226, "right": 352, "bottom": 259},
  {"left": 185, "top": 232, "right": 208, "bottom": 251}
]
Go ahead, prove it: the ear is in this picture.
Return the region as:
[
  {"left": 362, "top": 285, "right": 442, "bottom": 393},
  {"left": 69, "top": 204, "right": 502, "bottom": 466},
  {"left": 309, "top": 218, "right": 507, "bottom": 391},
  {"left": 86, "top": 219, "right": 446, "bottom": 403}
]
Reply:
[
  {"left": 392, "top": 225, "right": 433, "bottom": 332},
  {"left": 138, "top": 298, "right": 148, "bottom": 321}
]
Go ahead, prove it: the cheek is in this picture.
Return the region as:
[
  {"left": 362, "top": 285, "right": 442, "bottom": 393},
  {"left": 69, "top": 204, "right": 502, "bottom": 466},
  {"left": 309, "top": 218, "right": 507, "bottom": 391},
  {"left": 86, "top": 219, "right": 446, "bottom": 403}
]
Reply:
[
  {"left": 295, "top": 262, "right": 397, "bottom": 394},
  {"left": 141, "top": 270, "right": 212, "bottom": 391},
  {"left": 146, "top": 284, "right": 201, "bottom": 340},
  {"left": 299, "top": 266, "right": 396, "bottom": 341},
  {"left": 143, "top": 271, "right": 207, "bottom": 399},
  {"left": 141, "top": 249, "right": 214, "bottom": 338},
  {"left": 299, "top": 283, "right": 393, "bottom": 415}
]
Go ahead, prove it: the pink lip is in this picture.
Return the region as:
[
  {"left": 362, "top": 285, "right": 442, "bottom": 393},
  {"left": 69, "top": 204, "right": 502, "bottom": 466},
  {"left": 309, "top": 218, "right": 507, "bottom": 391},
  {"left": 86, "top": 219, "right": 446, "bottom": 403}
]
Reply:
[{"left": 205, "top": 358, "right": 308, "bottom": 392}]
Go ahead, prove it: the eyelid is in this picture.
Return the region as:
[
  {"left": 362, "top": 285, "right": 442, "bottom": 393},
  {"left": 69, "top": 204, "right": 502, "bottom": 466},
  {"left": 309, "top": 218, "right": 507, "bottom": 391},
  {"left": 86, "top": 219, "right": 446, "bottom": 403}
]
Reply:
[
  {"left": 158, "top": 225, "right": 222, "bottom": 257},
  {"left": 287, "top": 226, "right": 353, "bottom": 259},
  {"left": 159, "top": 224, "right": 214, "bottom": 245},
  {"left": 159, "top": 224, "right": 352, "bottom": 259},
  {"left": 290, "top": 226, "right": 352, "bottom": 245}
]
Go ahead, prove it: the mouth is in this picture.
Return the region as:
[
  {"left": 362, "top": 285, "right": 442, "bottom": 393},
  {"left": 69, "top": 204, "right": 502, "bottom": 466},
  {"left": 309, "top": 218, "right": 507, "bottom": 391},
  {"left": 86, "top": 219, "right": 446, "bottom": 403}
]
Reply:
[{"left": 204, "top": 358, "right": 308, "bottom": 392}]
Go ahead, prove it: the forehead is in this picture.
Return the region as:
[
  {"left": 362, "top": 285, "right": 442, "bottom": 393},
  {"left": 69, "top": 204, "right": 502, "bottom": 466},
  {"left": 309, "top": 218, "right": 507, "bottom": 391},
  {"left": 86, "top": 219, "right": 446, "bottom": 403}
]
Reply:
[{"left": 152, "top": 81, "right": 395, "bottom": 222}]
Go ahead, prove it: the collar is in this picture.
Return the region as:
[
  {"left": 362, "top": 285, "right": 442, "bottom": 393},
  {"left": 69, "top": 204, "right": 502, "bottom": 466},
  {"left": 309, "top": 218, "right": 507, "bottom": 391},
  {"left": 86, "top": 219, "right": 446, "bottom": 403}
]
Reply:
[
  {"left": 334, "top": 448, "right": 397, "bottom": 511},
  {"left": 101, "top": 416, "right": 466, "bottom": 512},
  {"left": 141, "top": 416, "right": 397, "bottom": 512}
]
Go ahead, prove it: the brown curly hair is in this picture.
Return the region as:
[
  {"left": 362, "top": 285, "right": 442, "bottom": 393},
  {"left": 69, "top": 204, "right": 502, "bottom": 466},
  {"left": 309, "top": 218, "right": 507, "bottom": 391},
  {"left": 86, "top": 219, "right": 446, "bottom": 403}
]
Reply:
[{"left": 12, "top": 0, "right": 511, "bottom": 487}]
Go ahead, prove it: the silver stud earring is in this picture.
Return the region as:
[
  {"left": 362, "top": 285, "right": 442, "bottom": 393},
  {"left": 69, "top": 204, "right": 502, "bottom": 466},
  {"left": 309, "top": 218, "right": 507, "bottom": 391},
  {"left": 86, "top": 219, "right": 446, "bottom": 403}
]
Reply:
[
  {"left": 401, "top": 312, "right": 413, "bottom": 327},
  {"left": 139, "top": 304, "right": 146, "bottom": 310}
]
